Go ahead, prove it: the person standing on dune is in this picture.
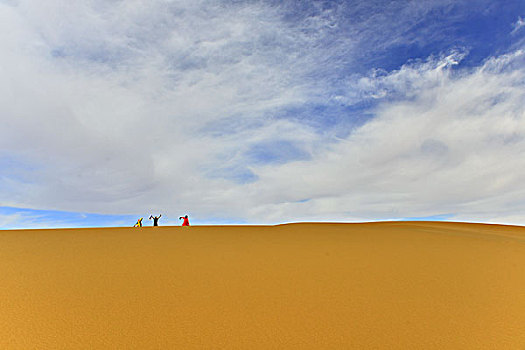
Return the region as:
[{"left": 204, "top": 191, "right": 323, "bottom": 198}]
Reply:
[
  {"left": 134, "top": 218, "right": 143, "bottom": 227},
  {"left": 179, "top": 215, "right": 190, "bottom": 226},
  {"left": 149, "top": 214, "right": 162, "bottom": 226}
]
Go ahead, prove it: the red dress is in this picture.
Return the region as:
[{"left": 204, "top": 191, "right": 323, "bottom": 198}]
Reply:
[{"left": 182, "top": 217, "right": 190, "bottom": 226}]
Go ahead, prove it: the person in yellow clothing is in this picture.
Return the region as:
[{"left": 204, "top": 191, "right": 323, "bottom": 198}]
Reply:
[{"left": 134, "top": 217, "right": 143, "bottom": 227}]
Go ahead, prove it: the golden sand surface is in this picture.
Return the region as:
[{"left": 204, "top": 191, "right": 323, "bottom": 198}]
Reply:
[{"left": 1, "top": 222, "right": 525, "bottom": 349}]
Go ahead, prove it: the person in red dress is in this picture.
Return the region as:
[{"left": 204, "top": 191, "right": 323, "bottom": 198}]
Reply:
[{"left": 179, "top": 215, "right": 190, "bottom": 226}]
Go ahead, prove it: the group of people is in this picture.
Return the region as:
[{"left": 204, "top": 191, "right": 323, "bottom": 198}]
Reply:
[{"left": 134, "top": 214, "right": 190, "bottom": 227}]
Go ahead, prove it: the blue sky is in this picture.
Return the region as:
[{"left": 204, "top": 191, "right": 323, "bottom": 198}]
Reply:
[{"left": 1, "top": 0, "right": 525, "bottom": 228}]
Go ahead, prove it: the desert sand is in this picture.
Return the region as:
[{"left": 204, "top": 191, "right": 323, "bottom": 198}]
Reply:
[{"left": 1, "top": 221, "right": 524, "bottom": 349}]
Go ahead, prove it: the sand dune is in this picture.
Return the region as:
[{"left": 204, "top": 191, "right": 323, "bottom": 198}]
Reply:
[{"left": 1, "top": 222, "right": 524, "bottom": 349}]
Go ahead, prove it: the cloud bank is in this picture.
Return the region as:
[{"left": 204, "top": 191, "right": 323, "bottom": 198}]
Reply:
[{"left": 1, "top": 0, "right": 525, "bottom": 226}]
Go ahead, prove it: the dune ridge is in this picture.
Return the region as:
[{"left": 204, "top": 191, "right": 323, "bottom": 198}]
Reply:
[{"left": 1, "top": 221, "right": 524, "bottom": 349}]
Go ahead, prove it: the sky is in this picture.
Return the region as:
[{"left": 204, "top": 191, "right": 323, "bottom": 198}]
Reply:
[{"left": 1, "top": 0, "right": 525, "bottom": 228}]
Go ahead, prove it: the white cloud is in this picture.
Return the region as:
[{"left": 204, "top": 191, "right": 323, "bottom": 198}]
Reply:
[
  {"left": 0, "top": 0, "right": 315, "bottom": 211},
  {"left": 0, "top": 213, "right": 23, "bottom": 228},
  {"left": 1, "top": 1, "right": 525, "bottom": 225},
  {"left": 512, "top": 16, "right": 525, "bottom": 34},
  {"left": 0, "top": 209, "right": 69, "bottom": 229},
  {"left": 234, "top": 50, "right": 525, "bottom": 224}
]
